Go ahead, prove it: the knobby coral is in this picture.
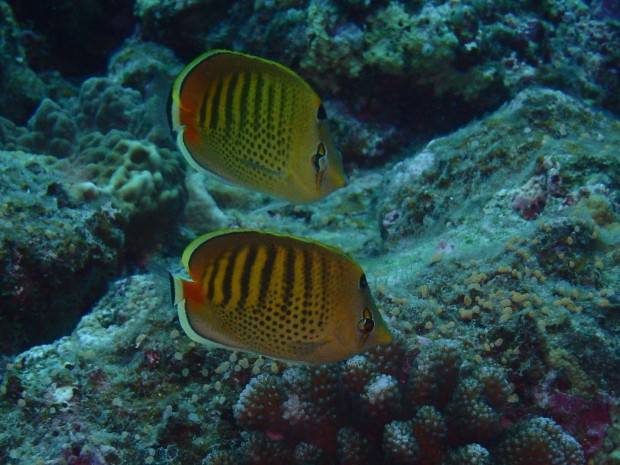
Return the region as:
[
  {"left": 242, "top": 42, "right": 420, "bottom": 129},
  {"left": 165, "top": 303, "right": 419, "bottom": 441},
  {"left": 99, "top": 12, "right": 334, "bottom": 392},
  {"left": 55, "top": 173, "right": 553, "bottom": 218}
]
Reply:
[{"left": 218, "top": 336, "right": 586, "bottom": 465}]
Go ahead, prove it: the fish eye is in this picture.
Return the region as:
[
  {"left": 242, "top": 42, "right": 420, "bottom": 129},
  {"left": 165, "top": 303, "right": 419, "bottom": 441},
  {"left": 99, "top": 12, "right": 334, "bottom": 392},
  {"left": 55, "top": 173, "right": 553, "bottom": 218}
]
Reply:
[
  {"left": 359, "top": 274, "right": 368, "bottom": 289},
  {"left": 317, "top": 104, "right": 327, "bottom": 120}
]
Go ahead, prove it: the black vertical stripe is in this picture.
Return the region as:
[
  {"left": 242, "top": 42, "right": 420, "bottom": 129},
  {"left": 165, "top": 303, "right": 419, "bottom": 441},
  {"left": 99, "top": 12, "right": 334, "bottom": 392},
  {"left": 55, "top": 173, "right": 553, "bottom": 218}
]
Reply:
[
  {"left": 206, "top": 255, "right": 222, "bottom": 301},
  {"left": 238, "top": 244, "right": 258, "bottom": 308},
  {"left": 258, "top": 244, "right": 275, "bottom": 306},
  {"left": 210, "top": 78, "right": 223, "bottom": 129},
  {"left": 168, "top": 272, "right": 175, "bottom": 305},
  {"left": 320, "top": 254, "right": 329, "bottom": 305},
  {"left": 267, "top": 82, "right": 276, "bottom": 128},
  {"left": 166, "top": 87, "right": 174, "bottom": 132},
  {"left": 221, "top": 247, "right": 239, "bottom": 306},
  {"left": 277, "top": 84, "right": 287, "bottom": 165},
  {"left": 278, "top": 83, "right": 286, "bottom": 132}
]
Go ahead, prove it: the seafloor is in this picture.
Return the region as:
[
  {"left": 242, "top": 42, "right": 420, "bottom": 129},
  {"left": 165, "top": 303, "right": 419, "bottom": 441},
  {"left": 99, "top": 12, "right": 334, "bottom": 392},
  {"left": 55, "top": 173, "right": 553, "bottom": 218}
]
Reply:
[{"left": 0, "top": 1, "right": 619, "bottom": 464}]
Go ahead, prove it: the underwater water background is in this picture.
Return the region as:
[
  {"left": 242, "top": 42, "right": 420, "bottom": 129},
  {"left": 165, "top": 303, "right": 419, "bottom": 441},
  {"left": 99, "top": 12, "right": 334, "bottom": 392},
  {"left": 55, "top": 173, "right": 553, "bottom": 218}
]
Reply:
[{"left": 0, "top": 0, "right": 619, "bottom": 464}]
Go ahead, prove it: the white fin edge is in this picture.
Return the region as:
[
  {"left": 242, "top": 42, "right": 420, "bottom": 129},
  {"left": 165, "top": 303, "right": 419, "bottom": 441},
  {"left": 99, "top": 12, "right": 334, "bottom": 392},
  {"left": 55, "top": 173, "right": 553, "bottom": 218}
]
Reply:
[{"left": 172, "top": 275, "right": 237, "bottom": 351}]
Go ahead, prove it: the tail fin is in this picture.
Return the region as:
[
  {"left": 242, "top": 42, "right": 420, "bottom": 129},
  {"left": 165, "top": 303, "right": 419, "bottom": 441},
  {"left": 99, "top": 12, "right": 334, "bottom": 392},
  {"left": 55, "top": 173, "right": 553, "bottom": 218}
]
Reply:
[
  {"left": 148, "top": 262, "right": 179, "bottom": 306},
  {"left": 143, "top": 71, "right": 177, "bottom": 144}
]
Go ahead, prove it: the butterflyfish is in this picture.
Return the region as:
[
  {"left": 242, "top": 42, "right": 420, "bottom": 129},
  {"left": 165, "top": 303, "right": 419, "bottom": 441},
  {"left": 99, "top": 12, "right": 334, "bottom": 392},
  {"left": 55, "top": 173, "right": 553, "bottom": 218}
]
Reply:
[
  {"left": 170, "top": 229, "right": 392, "bottom": 364},
  {"left": 168, "top": 50, "right": 347, "bottom": 204}
]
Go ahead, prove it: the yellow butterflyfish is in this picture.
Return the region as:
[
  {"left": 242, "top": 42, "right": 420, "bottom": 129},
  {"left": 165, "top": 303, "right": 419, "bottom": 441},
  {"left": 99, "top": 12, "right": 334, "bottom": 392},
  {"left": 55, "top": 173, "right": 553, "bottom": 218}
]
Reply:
[
  {"left": 168, "top": 50, "right": 347, "bottom": 204},
  {"left": 170, "top": 229, "right": 392, "bottom": 364}
]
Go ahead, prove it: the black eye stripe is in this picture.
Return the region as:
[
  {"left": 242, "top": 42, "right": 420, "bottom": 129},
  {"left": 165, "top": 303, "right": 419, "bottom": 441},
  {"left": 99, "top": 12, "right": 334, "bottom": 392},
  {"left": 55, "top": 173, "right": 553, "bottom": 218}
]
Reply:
[
  {"left": 357, "top": 307, "right": 374, "bottom": 334},
  {"left": 312, "top": 153, "right": 321, "bottom": 172},
  {"left": 312, "top": 143, "right": 327, "bottom": 172}
]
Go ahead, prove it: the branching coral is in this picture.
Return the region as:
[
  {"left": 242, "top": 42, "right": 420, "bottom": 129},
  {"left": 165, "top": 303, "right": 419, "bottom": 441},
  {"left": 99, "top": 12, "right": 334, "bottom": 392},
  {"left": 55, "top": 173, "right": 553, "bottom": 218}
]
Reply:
[
  {"left": 382, "top": 420, "right": 419, "bottom": 464},
  {"left": 404, "top": 339, "right": 462, "bottom": 410},
  {"left": 495, "top": 416, "right": 585, "bottom": 465},
  {"left": 445, "top": 366, "right": 511, "bottom": 445},
  {"left": 226, "top": 336, "right": 585, "bottom": 465},
  {"left": 234, "top": 373, "right": 286, "bottom": 435},
  {"left": 443, "top": 443, "right": 491, "bottom": 465}
]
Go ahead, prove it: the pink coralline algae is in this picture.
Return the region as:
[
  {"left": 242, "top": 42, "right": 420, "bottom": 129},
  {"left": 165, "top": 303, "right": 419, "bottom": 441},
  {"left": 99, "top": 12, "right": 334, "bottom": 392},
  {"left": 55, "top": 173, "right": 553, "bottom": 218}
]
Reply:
[
  {"left": 511, "top": 180, "right": 547, "bottom": 219},
  {"left": 535, "top": 388, "right": 613, "bottom": 458},
  {"left": 511, "top": 158, "right": 562, "bottom": 220}
]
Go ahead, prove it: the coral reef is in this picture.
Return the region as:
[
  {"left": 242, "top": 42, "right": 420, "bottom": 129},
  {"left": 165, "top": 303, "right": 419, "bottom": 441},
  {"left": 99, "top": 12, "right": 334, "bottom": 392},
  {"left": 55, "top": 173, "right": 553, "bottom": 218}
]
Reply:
[
  {"left": 3, "top": 0, "right": 620, "bottom": 162},
  {"left": 74, "top": 77, "right": 145, "bottom": 136},
  {"left": 443, "top": 443, "right": 491, "bottom": 465},
  {"left": 0, "top": 72, "right": 187, "bottom": 251},
  {"left": 71, "top": 130, "right": 186, "bottom": 246},
  {"left": 0, "top": 1, "right": 618, "bottom": 463},
  {"left": 13, "top": 98, "right": 76, "bottom": 158},
  {"left": 0, "top": 1, "right": 46, "bottom": 124},
  {"left": 211, "top": 337, "right": 589, "bottom": 465},
  {"left": 1, "top": 83, "right": 616, "bottom": 462},
  {"left": 495, "top": 416, "right": 585, "bottom": 465},
  {"left": 134, "top": 0, "right": 620, "bottom": 152},
  {"left": 0, "top": 150, "right": 125, "bottom": 354},
  {"left": 379, "top": 88, "right": 620, "bottom": 243},
  {"left": 1, "top": 80, "right": 617, "bottom": 463},
  {"left": 382, "top": 419, "right": 419, "bottom": 464},
  {"left": 8, "top": 0, "right": 135, "bottom": 77}
]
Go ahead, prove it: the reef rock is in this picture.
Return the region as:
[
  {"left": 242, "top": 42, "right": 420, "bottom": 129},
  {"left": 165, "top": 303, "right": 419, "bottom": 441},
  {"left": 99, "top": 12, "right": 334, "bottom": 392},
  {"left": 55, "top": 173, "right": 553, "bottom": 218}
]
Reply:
[{"left": 0, "top": 150, "right": 125, "bottom": 355}]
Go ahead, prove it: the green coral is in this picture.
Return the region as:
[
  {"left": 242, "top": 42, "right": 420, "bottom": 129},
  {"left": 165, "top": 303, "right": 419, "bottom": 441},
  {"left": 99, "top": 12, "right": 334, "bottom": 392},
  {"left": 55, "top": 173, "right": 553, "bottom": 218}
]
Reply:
[
  {"left": 364, "top": 2, "right": 461, "bottom": 82},
  {"left": 18, "top": 98, "right": 76, "bottom": 158},
  {"left": 72, "top": 130, "right": 186, "bottom": 247}
]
